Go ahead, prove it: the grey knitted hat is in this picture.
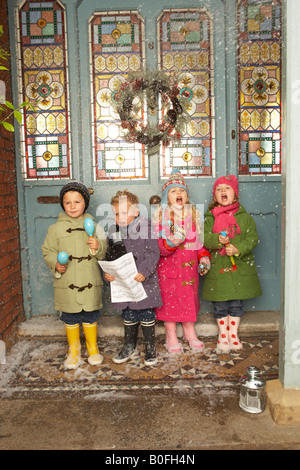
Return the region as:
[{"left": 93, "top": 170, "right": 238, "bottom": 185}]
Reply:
[{"left": 60, "top": 181, "right": 90, "bottom": 212}]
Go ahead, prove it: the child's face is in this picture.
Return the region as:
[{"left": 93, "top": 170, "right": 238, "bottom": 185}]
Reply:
[
  {"left": 168, "top": 186, "right": 188, "bottom": 208},
  {"left": 113, "top": 200, "right": 139, "bottom": 227},
  {"left": 214, "top": 184, "right": 236, "bottom": 206},
  {"left": 63, "top": 191, "right": 86, "bottom": 218}
]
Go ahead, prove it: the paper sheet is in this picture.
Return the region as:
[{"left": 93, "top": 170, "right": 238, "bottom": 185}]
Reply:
[{"left": 98, "top": 252, "right": 147, "bottom": 303}]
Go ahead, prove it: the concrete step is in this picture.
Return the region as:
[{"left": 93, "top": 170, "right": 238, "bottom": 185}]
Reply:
[{"left": 17, "top": 311, "right": 280, "bottom": 339}]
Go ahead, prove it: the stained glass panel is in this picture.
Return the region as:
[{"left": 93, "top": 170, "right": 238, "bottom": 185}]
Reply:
[
  {"left": 238, "top": 0, "right": 281, "bottom": 174},
  {"left": 18, "top": 0, "right": 71, "bottom": 179},
  {"left": 158, "top": 9, "right": 215, "bottom": 178},
  {"left": 90, "top": 12, "right": 147, "bottom": 180}
]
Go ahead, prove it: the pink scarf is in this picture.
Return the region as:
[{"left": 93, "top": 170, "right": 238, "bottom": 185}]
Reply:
[{"left": 211, "top": 202, "right": 241, "bottom": 255}]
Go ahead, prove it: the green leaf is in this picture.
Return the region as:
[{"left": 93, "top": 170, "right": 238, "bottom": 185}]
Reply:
[
  {"left": 4, "top": 101, "right": 15, "bottom": 110},
  {"left": 0, "top": 65, "right": 8, "bottom": 70},
  {"left": 14, "top": 109, "right": 23, "bottom": 124},
  {"left": 2, "top": 121, "right": 14, "bottom": 132}
]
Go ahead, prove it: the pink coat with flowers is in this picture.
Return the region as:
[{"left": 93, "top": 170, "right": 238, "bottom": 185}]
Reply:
[{"left": 154, "top": 215, "right": 210, "bottom": 323}]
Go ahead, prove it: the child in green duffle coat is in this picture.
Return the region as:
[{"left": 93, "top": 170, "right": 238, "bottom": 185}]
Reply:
[
  {"left": 202, "top": 175, "right": 262, "bottom": 353},
  {"left": 42, "top": 181, "right": 107, "bottom": 370}
]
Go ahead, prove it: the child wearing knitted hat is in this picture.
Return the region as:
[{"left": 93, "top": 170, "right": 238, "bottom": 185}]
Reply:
[
  {"left": 202, "top": 175, "right": 262, "bottom": 352},
  {"left": 152, "top": 170, "right": 211, "bottom": 353},
  {"left": 42, "top": 181, "right": 107, "bottom": 369}
]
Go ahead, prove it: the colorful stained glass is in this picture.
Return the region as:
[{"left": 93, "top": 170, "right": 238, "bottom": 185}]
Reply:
[
  {"left": 158, "top": 9, "right": 215, "bottom": 178},
  {"left": 18, "top": 0, "right": 71, "bottom": 179},
  {"left": 90, "top": 12, "right": 147, "bottom": 180},
  {"left": 238, "top": 0, "right": 281, "bottom": 174}
]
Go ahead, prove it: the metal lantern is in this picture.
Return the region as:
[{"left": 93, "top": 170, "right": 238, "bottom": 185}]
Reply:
[{"left": 239, "top": 365, "right": 266, "bottom": 414}]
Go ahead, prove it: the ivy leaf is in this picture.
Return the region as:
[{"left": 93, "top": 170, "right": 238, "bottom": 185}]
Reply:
[
  {"left": 3, "top": 121, "right": 14, "bottom": 132},
  {"left": 22, "top": 101, "right": 35, "bottom": 111},
  {"left": 14, "top": 109, "right": 23, "bottom": 124},
  {"left": 4, "top": 100, "right": 15, "bottom": 110}
]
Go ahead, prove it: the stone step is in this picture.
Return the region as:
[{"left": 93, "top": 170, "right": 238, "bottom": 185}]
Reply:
[{"left": 17, "top": 311, "right": 280, "bottom": 339}]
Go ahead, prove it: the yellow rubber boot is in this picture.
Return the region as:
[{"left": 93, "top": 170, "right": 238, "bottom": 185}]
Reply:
[
  {"left": 64, "top": 323, "right": 82, "bottom": 370},
  {"left": 82, "top": 322, "right": 103, "bottom": 366}
]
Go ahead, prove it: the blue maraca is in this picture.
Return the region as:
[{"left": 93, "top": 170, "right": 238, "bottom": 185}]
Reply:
[
  {"left": 84, "top": 217, "right": 95, "bottom": 254},
  {"left": 57, "top": 251, "right": 69, "bottom": 265},
  {"left": 84, "top": 217, "right": 95, "bottom": 237}
]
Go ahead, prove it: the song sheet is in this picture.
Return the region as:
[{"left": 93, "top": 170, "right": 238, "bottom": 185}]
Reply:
[{"left": 98, "top": 252, "right": 147, "bottom": 303}]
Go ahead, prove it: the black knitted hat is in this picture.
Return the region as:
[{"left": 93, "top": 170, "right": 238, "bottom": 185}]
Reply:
[{"left": 60, "top": 181, "right": 90, "bottom": 212}]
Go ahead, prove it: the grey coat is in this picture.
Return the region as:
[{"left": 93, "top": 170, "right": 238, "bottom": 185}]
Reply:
[{"left": 105, "top": 216, "right": 162, "bottom": 311}]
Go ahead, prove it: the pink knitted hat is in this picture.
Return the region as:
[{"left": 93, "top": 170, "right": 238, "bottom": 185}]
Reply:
[{"left": 213, "top": 175, "right": 239, "bottom": 198}]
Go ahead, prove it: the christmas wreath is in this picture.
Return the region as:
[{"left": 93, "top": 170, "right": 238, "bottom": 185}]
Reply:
[{"left": 112, "top": 70, "right": 190, "bottom": 155}]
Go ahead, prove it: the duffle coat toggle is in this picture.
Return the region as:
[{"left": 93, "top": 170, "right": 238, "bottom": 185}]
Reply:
[
  {"left": 66, "top": 227, "right": 85, "bottom": 233},
  {"left": 68, "top": 254, "right": 92, "bottom": 263},
  {"left": 181, "top": 260, "right": 196, "bottom": 268},
  {"left": 219, "top": 266, "right": 236, "bottom": 274},
  {"left": 182, "top": 278, "right": 195, "bottom": 287},
  {"left": 69, "top": 283, "right": 93, "bottom": 292}
]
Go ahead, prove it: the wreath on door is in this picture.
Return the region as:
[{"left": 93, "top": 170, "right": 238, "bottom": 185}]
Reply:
[{"left": 112, "top": 70, "right": 190, "bottom": 155}]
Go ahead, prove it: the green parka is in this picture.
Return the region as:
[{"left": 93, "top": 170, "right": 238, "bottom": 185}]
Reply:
[
  {"left": 202, "top": 204, "right": 262, "bottom": 302},
  {"left": 42, "top": 212, "right": 107, "bottom": 313}
]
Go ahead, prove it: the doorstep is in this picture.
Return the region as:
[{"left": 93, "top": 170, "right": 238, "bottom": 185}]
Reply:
[
  {"left": 267, "top": 379, "right": 300, "bottom": 425},
  {"left": 17, "top": 310, "right": 280, "bottom": 339}
]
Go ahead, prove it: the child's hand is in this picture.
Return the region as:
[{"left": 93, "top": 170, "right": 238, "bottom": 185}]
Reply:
[
  {"left": 164, "top": 222, "right": 186, "bottom": 247},
  {"left": 55, "top": 262, "right": 67, "bottom": 274},
  {"left": 104, "top": 273, "right": 115, "bottom": 282},
  {"left": 225, "top": 244, "right": 239, "bottom": 257},
  {"left": 219, "top": 233, "right": 229, "bottom": 245},
  {"left": 134, "top": 273, "right": 146, "bottom": 282},
  {"left": 198, "top": 256, "right": 211, "bottom": 276},
  {"left": 87, "top": 237, "right": 99, "bottom": 252}
]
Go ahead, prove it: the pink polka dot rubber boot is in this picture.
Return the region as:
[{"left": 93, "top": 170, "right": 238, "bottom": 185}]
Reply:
[
  {"left": 216, "top": 317, "right": 230, "bottom": 353},
  {"left": 228, "top": 316, "right": 243, "bottom": 351}
]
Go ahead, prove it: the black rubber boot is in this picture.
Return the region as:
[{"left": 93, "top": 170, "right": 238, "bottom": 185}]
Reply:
[
  {"left": 113, "top": 321, "right": 139, "bottom": 364},
  {"left": 141, "top": 320, "right": 157, "bottom": 366}
]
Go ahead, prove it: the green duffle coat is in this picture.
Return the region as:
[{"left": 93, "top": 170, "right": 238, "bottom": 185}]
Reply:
[
  {"left": 42, "top": 212, "right": 107, "bottom": 313},
  {"left": 202, "top": 204, "right": 262, "bottom": 302}
]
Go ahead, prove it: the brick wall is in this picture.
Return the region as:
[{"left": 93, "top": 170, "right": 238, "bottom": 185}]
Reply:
[{"left": 0, "top": 0, "right": 25, "bottom": 340}]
